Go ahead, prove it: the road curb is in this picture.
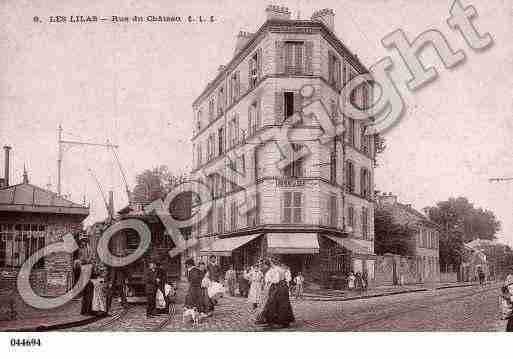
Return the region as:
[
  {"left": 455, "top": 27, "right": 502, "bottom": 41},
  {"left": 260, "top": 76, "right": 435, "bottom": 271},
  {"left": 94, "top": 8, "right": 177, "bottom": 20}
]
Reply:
[
  {"left": 3, "top": 314, "right": 102, "bottom": 332},
  {"left": 303, "top": 282, "right": 483, "bottom": 302}
]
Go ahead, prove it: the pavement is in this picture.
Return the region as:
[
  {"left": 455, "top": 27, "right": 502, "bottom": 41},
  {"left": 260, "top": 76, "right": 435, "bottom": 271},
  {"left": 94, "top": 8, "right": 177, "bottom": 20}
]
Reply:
[
  {"left": 0, "top": 279, "right": 490, "bottom": 332},
  {"left": 0, "top": 296, "right": 124, "bottom": 332},
  {"left": 302, "top": 280, "right": 482, "bottom": 301},
  {"left": 66, "top": 281, "right": 504, "bottom": 331},
  {"left": 0, "top": 280, "right": 494, "bottom": 332}
]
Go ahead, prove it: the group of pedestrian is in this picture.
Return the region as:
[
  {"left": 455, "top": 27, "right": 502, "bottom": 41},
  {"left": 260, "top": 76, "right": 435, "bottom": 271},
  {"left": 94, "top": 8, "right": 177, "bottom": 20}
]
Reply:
[
  {"left": 81, "top": 265, "right": 128, "bottom": 317},
  {"left": 347, "top": 271, "right": 368, "bottom": 293},
  {"left": 146, "top": 261, "right": 176, "bottom": 318},
  {"left": 255, "top": 257, "right": 295, "bottom": 329},
  {"left": 183, "top": 256, "right": 224, "bottom": 319}
]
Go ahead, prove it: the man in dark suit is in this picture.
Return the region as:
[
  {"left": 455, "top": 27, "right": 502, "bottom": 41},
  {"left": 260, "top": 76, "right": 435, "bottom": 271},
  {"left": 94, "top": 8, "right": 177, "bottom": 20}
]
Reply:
[{"left": 146, "top": 261, "right": 158, "bottom": 318}]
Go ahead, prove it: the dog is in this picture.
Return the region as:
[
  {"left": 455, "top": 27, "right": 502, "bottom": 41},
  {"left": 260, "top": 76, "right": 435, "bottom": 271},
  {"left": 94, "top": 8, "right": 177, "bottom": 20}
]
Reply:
[{"left": 182, "top": 307, "right": 200, "bottom": 326}]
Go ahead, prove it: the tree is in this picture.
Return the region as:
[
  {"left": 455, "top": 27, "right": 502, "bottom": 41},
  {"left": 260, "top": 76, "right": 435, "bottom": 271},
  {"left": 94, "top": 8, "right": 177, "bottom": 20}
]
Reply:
[
  {"left": 423, "top": 197, "right": 501, "bottom": 269},
  {"left": 131, "top": 165, "right": 188, "bottom": 203},
  {"left": 374, "top": 207, "right": 416, "bottom": 256}
]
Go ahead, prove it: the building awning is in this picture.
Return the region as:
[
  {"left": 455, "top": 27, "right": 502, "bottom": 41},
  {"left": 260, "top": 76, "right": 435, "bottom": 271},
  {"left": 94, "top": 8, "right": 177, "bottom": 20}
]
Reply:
[
  {"left": 267, "top": 233, "right": 320, "bottom": 254},
  {"left": 199, "top": 234, "right": 261, "bottom": 257},
  {"left": 324, "top": 235, "right": 373, "bottom": 255}
]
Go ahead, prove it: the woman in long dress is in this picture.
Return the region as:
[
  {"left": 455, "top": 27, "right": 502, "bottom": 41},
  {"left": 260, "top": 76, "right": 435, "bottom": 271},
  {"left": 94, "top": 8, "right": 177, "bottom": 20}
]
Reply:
[
  {"left": 247, "top": 265, "right": 264, "bottom": 310},
  {"left": 256, "top": 258, "right": 295, "bottom": 329},
  {"left": 80, "top": 266, "right": 95, "bottom": 315},
  {"left": 91, "top": 272, "right": 107, "bottom": 316},
  {"left": 184, "top": 258, "right": 210, "bottom": 315}
]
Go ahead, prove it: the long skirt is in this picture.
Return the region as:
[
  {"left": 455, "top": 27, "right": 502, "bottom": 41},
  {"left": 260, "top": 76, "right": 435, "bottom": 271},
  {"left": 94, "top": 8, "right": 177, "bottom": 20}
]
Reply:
[
  {"left": 81, "top": 281, "right": 94, "bottom": 315},
  {"left": 185, "top": 285, "right": 212, "bottom": 313},
  {"left": 247, "top": 281, "right": 262, "bottom": 304},
  {"left": 507, "top": 317, "right": 513, "bottom": 332},
  {"left": 257, "top": 280, "right": 294, "bottom": 326},
  {"left": 92, "top": 282, "right": 107, "bottom": 313}
]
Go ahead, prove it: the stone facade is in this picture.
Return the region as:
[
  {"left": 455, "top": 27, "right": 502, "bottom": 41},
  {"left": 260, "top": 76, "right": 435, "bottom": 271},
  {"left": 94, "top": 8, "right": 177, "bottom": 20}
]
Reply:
[{"left": 376, "top": 193, "right": 441, "bottom": 283}]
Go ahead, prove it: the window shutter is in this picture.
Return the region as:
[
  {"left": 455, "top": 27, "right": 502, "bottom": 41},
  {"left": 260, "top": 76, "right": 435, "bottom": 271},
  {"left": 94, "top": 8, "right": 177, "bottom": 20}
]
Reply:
[
  {"left": 360, "top": 168, "right": 365, "bottom": 196},
  {"left": 275, "top": 41, "right": 285, "bottom": 73},
  {"left": 257, "top": 48, "right": 263, "bottom": 80},
  {"left": 235, "top": 114, "right": 239, "bottom": 144},
  {"left": 236, "top": 71, "right": 240, "bottom": 98},
  {"left": 293, "top": 91, "right": 302, "bottom": 117},
  {"left": 305, "top": 41, "right": 313, "bottom": 74},
  {"left": 248, "top": 58, "right": 253, "bottom": 87},
  {"left": 295, "top": 43, "right": 303, "bottom": 73},
  {"left": 275, "top": 92, "right": 284, "bottom": 124},
  {"left": 257, "top": 99, "right": 262, "bottom": 128},
  {"left": 336, "top": 60, "right": 342, "bottom": 90},
  {"left": 328, "top": 52, "right": 334, "bottom": 83}
]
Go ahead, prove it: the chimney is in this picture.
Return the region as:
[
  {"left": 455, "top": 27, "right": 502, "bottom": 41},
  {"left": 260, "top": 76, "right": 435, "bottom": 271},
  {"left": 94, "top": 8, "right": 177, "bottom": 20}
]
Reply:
[
  {"left": 3, "top": 146, "right": 11, "bottom": 187},
  {"left": 22, "top": 164, "right": 29, "bottom": 184},
  {"left": 311, "top": 8, "right": 335, "bottom": 32},
  {"left": 234, "top": 31, "right": 254, "bottom": 55},
  {"left": 265, "top": 5, "right": 291, "bottom": 21},
  {"left": 378, "top": 192, "right": 397, "bottom": 206}
]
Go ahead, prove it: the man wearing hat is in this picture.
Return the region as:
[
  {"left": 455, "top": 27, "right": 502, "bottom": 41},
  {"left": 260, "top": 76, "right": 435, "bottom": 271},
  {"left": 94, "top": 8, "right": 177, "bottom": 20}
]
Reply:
[{"left": 500, "top": 274, "right": 513, "bottom": 331}]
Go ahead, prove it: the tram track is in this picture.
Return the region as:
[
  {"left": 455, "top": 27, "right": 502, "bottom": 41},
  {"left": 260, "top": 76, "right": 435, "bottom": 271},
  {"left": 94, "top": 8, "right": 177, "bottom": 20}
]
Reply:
[{"left": 338, "top": 284, "right": 499, "bottom": 330}]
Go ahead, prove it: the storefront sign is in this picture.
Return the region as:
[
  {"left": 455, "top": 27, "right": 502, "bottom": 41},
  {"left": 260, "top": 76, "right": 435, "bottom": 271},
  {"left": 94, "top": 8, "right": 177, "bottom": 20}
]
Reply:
[{"left": 276, "top": 178, "right": 305, "bottom": 187}]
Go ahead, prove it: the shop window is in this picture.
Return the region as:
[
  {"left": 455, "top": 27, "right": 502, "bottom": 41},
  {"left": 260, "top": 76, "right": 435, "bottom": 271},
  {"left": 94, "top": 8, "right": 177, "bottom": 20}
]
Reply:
[
  {"left": 0, "top": 223, "right": 46, "bottom": 269},
  {"left": 282, "top": 191, "right": 303, "bottom": 223}
]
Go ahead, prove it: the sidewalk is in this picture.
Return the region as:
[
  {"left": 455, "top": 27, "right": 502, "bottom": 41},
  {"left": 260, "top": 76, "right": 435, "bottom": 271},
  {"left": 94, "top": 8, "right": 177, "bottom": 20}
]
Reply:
[
  {"left": 303, "top": 280, "right": 488, "bottom": 302},
  {"left": 0, "top": 295, "right": 122, "bottom": 332}
]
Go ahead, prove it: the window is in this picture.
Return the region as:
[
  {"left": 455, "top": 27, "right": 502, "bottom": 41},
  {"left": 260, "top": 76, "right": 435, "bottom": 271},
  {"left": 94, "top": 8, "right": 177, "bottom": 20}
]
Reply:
[
  {"left": 248, "top": 101, "right": 259, "bottom": 136},
  {"left": 347, "top": 118, "right": 356, "bottom": 146},
  {"left": 247, "top": 193, "right": 259, "bottom": 227},
  {"left": 0, "top": 223, "right": 46, "bottom": 269},
  {"left": 230, "top": 72, "right": 240, "bottom": 103},
  {"left": 249, "top": 51, "right": 260, "bottom": 88},
  {"left": 283, "top": 143, "right": 304, "bottom": 178},
  {"left": 229, "top": 116, "right": 239, "bottom": 148},
  {"left": 218, "top": 87, "right": 225, "bottom": 116},
  {"left": 207, "top": 134, "right": 215, "bottom": 161},
  {"left": 362, "top": 207, "right": 369, "bottom": 240},
  {"left": 347, "top": 205, "right": 354, "bottom": 227},
  {"left": 329, "top": 195, "right": 338, "bottom": 227},
  {"left": 361, "top": 127, "right": 370, "bottom": 154},
  {"left": 228, "top": 158, "right": 237, "bottom": 191},
  {"left": 328, "top": 52, "right": 341, "bottom": 88},
  {"left": 284, "top": 92, "right": 294, "bottom": 121},
  {"left": 208, "top": 98, "right": 215, "bottom": 121},
  {"left": 217, "top": 206, "right": 224, "bottom": 233},
  {"left": 330, "top": 146, "right": 336, "bottom": 183},
  {"left": 207, "top": 209, "right": 214, "bottom": 234},
  {"left": 285, "top": 42, "right": 304, "bottom": 74},
  {"left": 218, "top": 126, "right": 224, "bottom": 155},
  {"left": 230, "top": 202, "right": 238, "bottom": 231},
  {"left": 346, "top": 161, "right": 355, "bottom": 193},
  {"left": 360, "top": 168, "right": 370, "bottom": 199},
  {"left": 196, "top": 110, "right": 202, "bottom": 132},
  {"left": 197, "top": 143, "right": 202, "bottom": 166},
  {"left": 282, "top": 191, "right": 302, "bottom": 223}
]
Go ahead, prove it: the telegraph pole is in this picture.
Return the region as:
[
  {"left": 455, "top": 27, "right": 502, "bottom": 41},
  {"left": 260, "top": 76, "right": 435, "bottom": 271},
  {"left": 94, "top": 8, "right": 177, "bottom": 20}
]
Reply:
[{"left": 57, "top": 125, "right": 118, "bottom": 196}]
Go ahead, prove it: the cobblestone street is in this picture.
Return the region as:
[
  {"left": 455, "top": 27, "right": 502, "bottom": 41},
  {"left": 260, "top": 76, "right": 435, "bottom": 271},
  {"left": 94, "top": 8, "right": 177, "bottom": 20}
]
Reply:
[{"left": 70, "top": 283, "right": 505, "bottom": 332}]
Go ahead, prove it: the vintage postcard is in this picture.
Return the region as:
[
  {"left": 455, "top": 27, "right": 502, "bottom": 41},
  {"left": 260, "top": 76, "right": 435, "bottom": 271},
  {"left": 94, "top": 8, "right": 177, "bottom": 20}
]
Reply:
[{"left": 0, "top": 0, "right": 512, "bottom": 355}]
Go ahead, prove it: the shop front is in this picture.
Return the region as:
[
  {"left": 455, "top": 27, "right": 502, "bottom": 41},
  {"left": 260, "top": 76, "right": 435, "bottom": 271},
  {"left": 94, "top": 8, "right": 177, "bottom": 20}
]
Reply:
[{"left": 199, "top": 232, "right": 376, "bottom": 289}]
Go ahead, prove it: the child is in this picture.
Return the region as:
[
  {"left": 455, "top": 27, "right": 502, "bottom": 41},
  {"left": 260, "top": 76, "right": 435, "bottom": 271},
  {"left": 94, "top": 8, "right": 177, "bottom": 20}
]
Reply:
[
  {"left": 500, "top": 274, "right": 513, "bottom": 331},
  {"left": 294, "top": 272, "right": 305, "bottom": 299}
]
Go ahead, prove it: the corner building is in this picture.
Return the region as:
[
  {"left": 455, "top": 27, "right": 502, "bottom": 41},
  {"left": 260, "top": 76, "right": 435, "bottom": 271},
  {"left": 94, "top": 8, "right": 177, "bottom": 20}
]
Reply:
[{"left": 190, "top": 6, "right": 376, "bottom": 288}]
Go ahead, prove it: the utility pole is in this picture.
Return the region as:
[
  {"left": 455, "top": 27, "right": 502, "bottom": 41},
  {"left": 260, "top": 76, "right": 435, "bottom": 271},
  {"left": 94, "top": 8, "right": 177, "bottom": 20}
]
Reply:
[{"left": 57, "top": 125, "right": 118, "bottom": 196}]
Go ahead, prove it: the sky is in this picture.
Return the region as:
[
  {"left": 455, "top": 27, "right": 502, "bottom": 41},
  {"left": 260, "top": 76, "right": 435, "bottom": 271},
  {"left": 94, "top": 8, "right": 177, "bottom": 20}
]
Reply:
[{"left": 0, "top": 0, "right": 512, "bottom": 245}]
